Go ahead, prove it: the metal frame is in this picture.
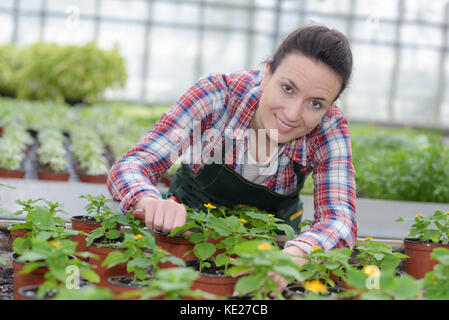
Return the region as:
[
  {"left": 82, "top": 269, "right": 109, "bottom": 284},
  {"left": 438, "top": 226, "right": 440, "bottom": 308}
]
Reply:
[{"left": 0, "top": 0, "right": 448, "bottom": 128}]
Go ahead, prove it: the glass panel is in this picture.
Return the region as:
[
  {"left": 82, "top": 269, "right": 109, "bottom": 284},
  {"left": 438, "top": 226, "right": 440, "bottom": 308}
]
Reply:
[
  {"left": 255, "top": 0, "right": 276, "bottom": 8},
  {"left": 16, "top": 16, "right": 40, "bottom": 45},
  {"left": 153, "top": 1, "right": 200, "bottom": 25},
  {"left": 0, "top": 13, "right": 13, "bottom": 43},
  {"left": 100, "top": 0, "right": 148, "bottom": 20},
  {"left": 19, "top": 0, "right": 42, "bottom": 11},
  {"left": 47, "top": 0, "right": 96, "bottom": 15},
  {"left": 355, "top": 0, "right": 398, "bottom": 20},
  {"left": 401, "top": 24, "right": 442, "bottom": 47},
  {"left": 305, "top": 0, "right": 350, "bottom": 15},
  {"left": 403, "top": 0, "right": 445, "bottom": 24},
  {"left": 204, "top": 6, "right": 249, "bottom": 29},
  {"left": 301, "top": 15, "right": 347, "bottom": 33},
  {"left": 0, "top": 0, "right": 14, "bottom": 9},
  {"left": 254, "top": 7, "right": 275, "bottom": 34},
  {"left": 146, "top": 27, "right": 199, "bottom": 103},
  {"left": 201, "top": 31, "right": 246, "bottom": 74},
  {"left": 249, "top": 33, "right": 272, "bottom": 69},
  {"left": 98, "top": 22, "right": 146, "bottom": 101},
  {"left": 352, "top": 20, "right": 396, "bottom": 43},
  {"left": 345, "top": 45, "right": 395, "bottom": 121},
  {"left": 394, "top": 48, "right": 440, "bottom": 124},
  {"left": 44, "top": 18, "right": 93, "bottom": 44},
  {"left": 205, "top": 0, "right": 251, "bottom": 6}
]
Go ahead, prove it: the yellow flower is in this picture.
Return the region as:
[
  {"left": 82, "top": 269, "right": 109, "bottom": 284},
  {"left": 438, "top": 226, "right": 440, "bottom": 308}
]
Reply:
[
  {"left": 362, "top": 265, "right": 381, "bottom": 277},
  {"left": 238, "top": 218, "right": 248, "bottom": 223},
  {"left": 362, "top": 237, "right": 373, "bottom": 242},
  {"left": 303, "top": 280, "right": 328, "bottom": 295},
  {"left": 267, "top": 214, "right": 275, "bottom": 217},
  {"left": 257, "top": 242, "right": 273, "bottom": 251},
  {"left": 133, "top": 234, "right": 144, "bottom": 240},
  {"left": 416, "top": 213, "right": 423, "bottom": 217},
  {"left": 158, "top": 248, "right": 163, "bottom": 253},
  {"left": 445, "top": 211, "right": 449, "bottom": 215},
  {"left": 311, "top": 246, "right": 322, "bottom": 251},
  {"left": 50, "top": 241, "right": 63, "bottom": 248},
  {"left": 204, "top": 203, "right": 216, "bottom": 209}
]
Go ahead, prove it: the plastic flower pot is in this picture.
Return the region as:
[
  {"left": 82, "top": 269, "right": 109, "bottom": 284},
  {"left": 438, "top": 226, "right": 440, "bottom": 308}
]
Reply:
[
  {"left": 8, "top": 225, "right": 31, "bottom": 244},
  {"left": 153, "top": 230, "right": 196, "bottom": 268},
  {"left": 185, "top": 260, "right": 238, "bottom": 298},
  {"left": 17, "top": 285, "right": 54, "bottom": 300},
  {"left": 36, "top": 169, "right": 70, "bottom": 181},
  {"left": 70, "top": 215, "right": 102, "bottom": 256},
  {"left": 404, "top": 238, "right": 449, "bottom": 279},
  {"left": 11, "top": 252, "right": 48, "bottom": 300},
  {"left": 0, "top": 168, "right": 25, "bottom": 178},
  {"left": 87, "top": 239, "right": 131, "bottom": 288},
  {"left": 78, "top": 173, "right": 107, "bottom": 184},
  {"left": 107, "top": 275, "right": 163, "bottom": 300}
]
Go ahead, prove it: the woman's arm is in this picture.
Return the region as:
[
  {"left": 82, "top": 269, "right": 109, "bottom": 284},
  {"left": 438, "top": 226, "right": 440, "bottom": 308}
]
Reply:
[
  {"left": 285, "top": 108, "right": 357, "bottom": 253},
  {"left": 107, "top": 74, "right": 229, "bottom": 213}
]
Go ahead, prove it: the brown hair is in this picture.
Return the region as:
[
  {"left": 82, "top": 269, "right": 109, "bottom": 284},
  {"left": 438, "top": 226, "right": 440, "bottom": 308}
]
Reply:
[{"left": 268, "top": 25, "right": 353, "bottom": 101}]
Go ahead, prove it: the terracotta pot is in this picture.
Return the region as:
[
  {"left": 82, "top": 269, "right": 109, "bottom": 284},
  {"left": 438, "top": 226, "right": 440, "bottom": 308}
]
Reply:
[
  {"left": 0, "top": 168, "right": 25, "bottom": 178},
  {"left": 153, "top": 230, "right": 196, "bottom": 268},
  {"left": 9, "top": 225, "right": 32, "bottom": 244},
  {"left": 36, "top": 170, "right": 70, "bottom": 181},
  {"left": 17, "top": 285, "right": 54, "bottom": 300},
  {"left": 11, "top": 252, "right": 48, "bottom": 300},
  {"left": 404, "top": 238, "right": 449, "bottom": 279},
  {"left": 107, "top": 276, "right": 163, "bottom": 300},
  {"left": 78, "top": 173, "right": 107, "bottom": 184},
  {"left": 87, "top": 240, "right": 131, "bottom": 288},
  {"left": 71, "top": 215, "right": 102, "bottom": 256},
  {"left": 186, "top": 260, "right": 238, "bottom": 297}
]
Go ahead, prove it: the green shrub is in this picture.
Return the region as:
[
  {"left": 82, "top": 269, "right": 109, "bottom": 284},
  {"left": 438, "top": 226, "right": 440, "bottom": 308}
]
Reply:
[{"left": 0, "top": 42, "right": 126, "bottom": 104}]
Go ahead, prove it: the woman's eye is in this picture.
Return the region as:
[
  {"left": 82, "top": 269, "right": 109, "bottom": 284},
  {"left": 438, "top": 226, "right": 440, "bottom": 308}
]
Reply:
[
  {"left": 281, "top": 85, "right": 292, "bottom": 94},
  {"left": 310, "top": 100, "right": 322, "bottom": 109}
]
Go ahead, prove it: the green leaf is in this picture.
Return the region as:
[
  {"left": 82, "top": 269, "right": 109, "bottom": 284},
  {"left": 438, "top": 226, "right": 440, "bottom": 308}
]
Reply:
[
  {"left": 106, "top": 229, "right": 120, "bottom": 240},
  {"left": 235, "top": 274, "right": 264, "bottom": 294},
  {"left": 102, "top": 250, "right": 126, "bottom": 268},
  {"left": 80, "top": 269, "right": 100, "bottom": 284},
  {"left": 272, "top": 265, "right": 303, "bottom": 281},
  {"left": 214, "top": 252, "right": 228, "bottom": 267},
  {"left": 193, "top": 242, "right": 215, "bottom": 261}
]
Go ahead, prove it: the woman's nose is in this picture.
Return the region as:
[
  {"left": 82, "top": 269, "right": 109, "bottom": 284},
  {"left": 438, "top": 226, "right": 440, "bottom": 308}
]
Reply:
[{"left": 283, "top": 100, "right": 304, "bottom": 124}]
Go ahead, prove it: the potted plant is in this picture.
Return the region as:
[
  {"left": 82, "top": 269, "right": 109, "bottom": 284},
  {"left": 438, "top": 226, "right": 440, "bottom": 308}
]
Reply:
[
  {"left": 396, "top": 210, "right": 449, "bottom": 278},
  {"left": 102, "top": 228, "right": 185, "bottom": 298},
  {"left": 0, "top": 123, "right": 32, "bottom": 178},
  {"left": 86, "top": 211, "right": 145, "bottom": 287},
  {"left": 35, "top": 128, "right": 69, "bottom": 181},
  {"left": 422, "top": 247, "right": 449, "bottom": 299},
  {"left": 13, "top": 237, "right": 99, "bottom": 300},
  {"left": 284, "top": 246, "right": 353, "bottom": 299},
  {"left": 226, "top": 240, "right": 303, "bottom": 300},
  {"left": 71, "top": 194, "right": 117, "bottom": 254}
]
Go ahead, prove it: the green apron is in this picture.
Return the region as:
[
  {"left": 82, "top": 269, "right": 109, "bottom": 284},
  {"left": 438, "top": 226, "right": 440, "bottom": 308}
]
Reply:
[{"left": 167, "top": 149, "right": 306, "bottom": 233}]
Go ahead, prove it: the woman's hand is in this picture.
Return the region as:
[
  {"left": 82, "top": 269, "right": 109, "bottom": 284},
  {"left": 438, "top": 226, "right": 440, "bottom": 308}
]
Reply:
[
  {"left": 270, "top": 246, "right": 309, "bottom": 295},
  {"left": 132, "top": 197, "right": 186, "bottom": 234}
]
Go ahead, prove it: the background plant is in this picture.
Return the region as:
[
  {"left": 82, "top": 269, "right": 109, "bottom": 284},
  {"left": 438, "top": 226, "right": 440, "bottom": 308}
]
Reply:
[{"left": 397, "top": 210, "right": 449, "bottom": 244}]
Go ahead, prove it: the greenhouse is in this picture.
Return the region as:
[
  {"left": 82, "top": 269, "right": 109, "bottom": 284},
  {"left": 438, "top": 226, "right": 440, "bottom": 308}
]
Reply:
[{"left": 0, "top": 0, "right": 449, "bottom": 305}]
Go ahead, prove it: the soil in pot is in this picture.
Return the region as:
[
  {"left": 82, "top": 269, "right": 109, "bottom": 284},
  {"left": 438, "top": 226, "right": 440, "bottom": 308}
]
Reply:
[
  {"left": 71, "top": 215, "right": 102, "bottom": 256},
  {"left": 107, "top": 274, "right": 163, "bottom": 300},
  {"left": 17, "top": 285, "right": 55, "bottom": 300},
  {"left": 284, "top": 283, "right": 357, "bottom": 300},
  {"left": 185, "top": 259, "right": 238, "bottom": 298},
  {"left": 11, "top": 252, "right": 48, "bottom": 300},
  {"left": 404, "top": 238, "right": 449, "bottom": 279},
  {"left": 87, "top": 236, "right": 131, "bottom": 288}
]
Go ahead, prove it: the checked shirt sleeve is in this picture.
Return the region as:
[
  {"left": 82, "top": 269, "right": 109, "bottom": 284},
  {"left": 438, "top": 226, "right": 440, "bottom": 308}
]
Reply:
[
  {"left": 107, "top": 75, "right": 229, "bottom": 213},
  {"left": 285, "top": 109, "right": 357, "bottom": 253}
]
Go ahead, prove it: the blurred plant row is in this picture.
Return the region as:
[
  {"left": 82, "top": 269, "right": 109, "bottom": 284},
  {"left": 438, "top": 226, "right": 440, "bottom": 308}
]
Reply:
[{"left": 0, "top": 42, "right": 126, "bottom": 104}]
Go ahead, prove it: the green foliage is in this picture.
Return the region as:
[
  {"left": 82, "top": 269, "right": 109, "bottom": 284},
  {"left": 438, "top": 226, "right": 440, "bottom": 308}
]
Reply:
[
  {"left": 226, "top": 240, "right": 303, "bottom": 300},
  {"left": 102, "top": 228, "right": 184, "bottom": 284},
  {"left": 0, "top": 122, "right": 33, "bottom": 170},
  {"left": 16, "top": 237, "right": 99, "bottom": 299},
  {"left": 0, "top": 42, "right": 127, "bottom": 103},
  {"left": 298, "top": 246, "right": 352, "bottom": 289},
  {"left": 423, "top": 247, "right": 449, "bottom": 300},
  {"left": 80, "top": 194, "right": 115, "bottom": 222},
  {"left": 54, "top": 284, "right": 114, "bottom": 300},
  {"left": 36, "top": 128, "right": 68, "bottom": 172},
  {"left": 397, "top": 210, "right": 449, "bottom": 244},
  {"left": 353, "top": 238, "right": 408, "bottom": 273}
]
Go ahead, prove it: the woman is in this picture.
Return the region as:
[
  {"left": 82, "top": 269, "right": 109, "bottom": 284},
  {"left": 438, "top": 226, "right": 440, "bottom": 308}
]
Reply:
[{"left": 107, "top": 25, "right": 357, "bottom": 292}]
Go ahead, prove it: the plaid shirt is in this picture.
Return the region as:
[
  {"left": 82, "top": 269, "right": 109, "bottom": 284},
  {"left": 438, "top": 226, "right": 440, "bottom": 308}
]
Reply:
[{"left": 107, "top": 70, "right": 357, "bottom": 253}]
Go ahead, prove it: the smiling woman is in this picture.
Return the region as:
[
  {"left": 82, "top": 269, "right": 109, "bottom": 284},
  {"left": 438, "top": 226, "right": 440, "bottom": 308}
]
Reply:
[{"left": 107, "top": 25, "right": 356, "bottom": 294}]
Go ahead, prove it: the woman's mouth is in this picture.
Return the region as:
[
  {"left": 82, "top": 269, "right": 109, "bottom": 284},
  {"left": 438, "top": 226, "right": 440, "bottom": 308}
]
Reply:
[{"left": 275, "top": 114, "right": 295, "bottom": 133}]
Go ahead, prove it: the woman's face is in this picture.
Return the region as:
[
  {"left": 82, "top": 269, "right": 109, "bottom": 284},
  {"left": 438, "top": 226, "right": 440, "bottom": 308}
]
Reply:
[{"left": 251, "top": 52, "right": 342, "bottom": 144}]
